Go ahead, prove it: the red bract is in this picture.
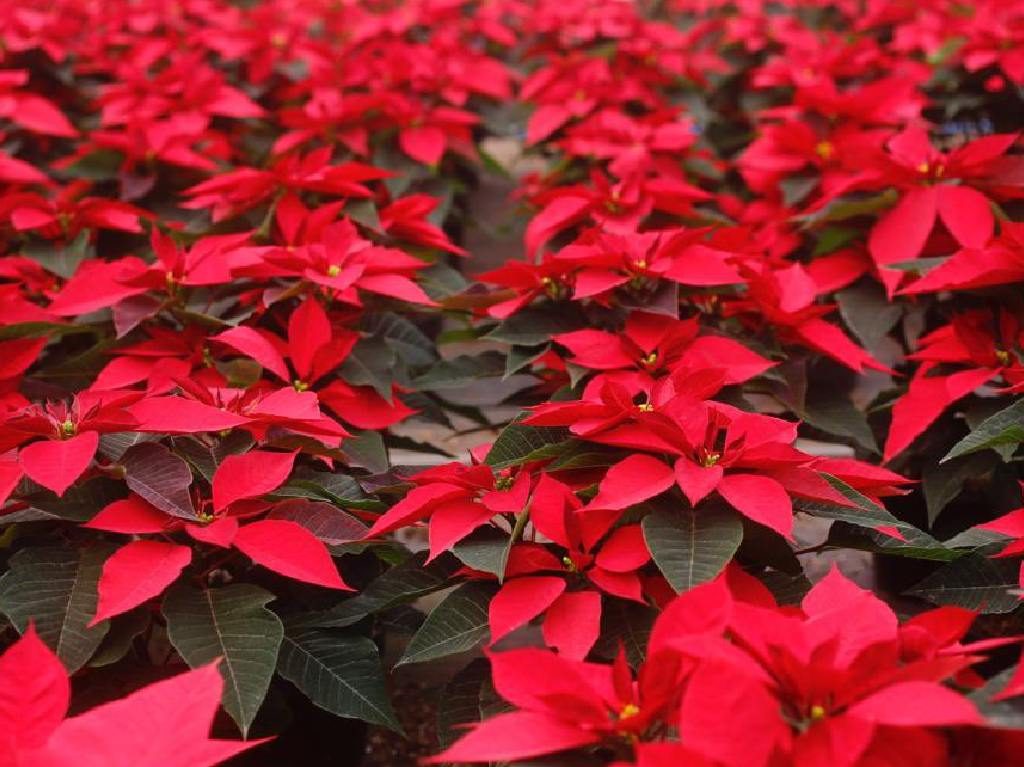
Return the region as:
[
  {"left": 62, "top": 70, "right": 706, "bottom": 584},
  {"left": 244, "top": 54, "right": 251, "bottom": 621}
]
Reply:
[
  {"left": 0, "top": 626, "right": 259, "bottom": 766},
  {"left": 6, "top": 391, "right": 139, "bottom": 495},
  {"left": 553, "top": 311, "right": 773, "bottom": 385},
  {"left": 884, "top": 310, "right": 1024, "bottom": 461},
  {"left": 485, "top": 474, "right": 649, "bottom": 658},
  {"left": 867, "top": 128, "right": 1021, "bottom": 295}
]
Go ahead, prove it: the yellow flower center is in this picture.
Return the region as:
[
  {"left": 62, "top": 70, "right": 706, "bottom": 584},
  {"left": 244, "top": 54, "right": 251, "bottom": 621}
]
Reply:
[
  {"left": 809, "top": 704, "right": 827, "bottom": 721},
  {"left": 815, "top": 141, "right": 834, "bottom": 161},
  {"left": 619, "top": 703, "right": 640, "bottom": 720},
  {"left": 60, "top": 419, "right": 76, "bottom": 438},
  {"left": 996, "top": 349, "right": 1011, "bottom": 366},
  {"left": 293, "top": 380, "right": 309, "bottom": 392},
  {"left": 641, "top": 352, "right": 658, "bottom": 367},
  {"left": 327, "top": 264, "right": 342, "bottom": 277},
  {"left": 700, "top": 452, "right": 720, "bottom": 468},
  {"left": 637, "top": 402, "right": 654, "bottom": 413},
  {"left": 562, "top": 556, "right": 577, "bottom": 573}
]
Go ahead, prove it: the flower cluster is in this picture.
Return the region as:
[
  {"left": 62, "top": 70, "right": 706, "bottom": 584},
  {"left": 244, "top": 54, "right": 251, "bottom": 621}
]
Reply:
[{"left": 2, "top": 0, "right": 1024, "bottom": 764}]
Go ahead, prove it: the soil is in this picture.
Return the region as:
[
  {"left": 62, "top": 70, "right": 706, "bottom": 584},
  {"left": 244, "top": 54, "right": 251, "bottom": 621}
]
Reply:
[{"left": 363, "top": 682, "right": 439, "bottom": 766}]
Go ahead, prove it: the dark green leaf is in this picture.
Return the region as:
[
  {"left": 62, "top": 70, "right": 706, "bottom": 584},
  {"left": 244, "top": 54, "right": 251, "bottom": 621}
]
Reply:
[
  {"left": 313, "top": 554, "right": 459, "bottom": 628},
  {"left": 277, "top": 625, "right": 401, "bottom": 731},
  {"left": 642, "top": 507, "right": 743, "bottom": 593},
  {"left": 363, "top": 313, "right": 437, "bottom": 366},
  {"left": 22, "top": 230, "right": 94, "bottom": 279},
  {"left": 837, "top": 281, "right": 903, "bottom": 350},
  {"left": 340, "top": 338, "right": 396, "bottom": 400},
  {"left": 795, "top": 474, "right": 952, "bottom": 559},
  {"left": 413, "top": 352, "right": 507, "bottom": 391},
  {"left": 943, "top": 398, "right": 1024, "bottom": 462},
  {"left": 906, "top": 555, "right": 1019, "bottom": 613},
  {"left": 592, "top": 600, "right": 656, "bottom": 668},
  {"left": 342, "top": 430, "right": 389, "bottom": 474},
  {"left": 484, "top": 305, "right": 588, "bottom": 346},
  {"left": 923, "top": 453, "right": 995, "bottom": 527},
  {"left": 485, "top": 419, "right": 571, "bottom": 469},
  {"left": 397, "top": 582, "right": 494, "bottom": 666},
  {"left": 437, "top": 659, "right": 497, "bottom": 750},
  {"left": 266, "top": 499, "right": 367, "bottom": 544},
  {"left": 452, "top": 527, "right": 510, "bottom": 578},
  {"left": 0, "top": 545, "right": 112, "bottom": 672},
  {"left": 122, "top": 442, "right": 196, "bottom": 519},
  {"left": 163, "top": 583, "right": 283, "bottom": 736}
]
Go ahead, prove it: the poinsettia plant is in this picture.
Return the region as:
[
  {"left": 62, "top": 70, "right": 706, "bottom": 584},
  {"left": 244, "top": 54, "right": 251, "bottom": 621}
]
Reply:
[{"left": 3, "top": 0, "right": 1024, "bottom": 766}]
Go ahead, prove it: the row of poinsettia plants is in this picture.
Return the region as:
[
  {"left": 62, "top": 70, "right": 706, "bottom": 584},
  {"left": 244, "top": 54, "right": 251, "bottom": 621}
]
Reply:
[{"left": 3, "top": 0, "right": 1024, "bottom": 764}]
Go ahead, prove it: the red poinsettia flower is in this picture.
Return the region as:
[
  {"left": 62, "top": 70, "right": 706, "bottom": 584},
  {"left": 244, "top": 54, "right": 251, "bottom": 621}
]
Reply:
[
  {"left": 867, "top": 127, "right": 1021, "bottom": 294},
  {"left": 884, "top": 309, "right": 1024, "bottom": 461},
  {"left": 0, "top": 625, "right": 259, "bottom": 766},
  {"left": 4, "top": 390, "right": 140, "bottom": 496}
]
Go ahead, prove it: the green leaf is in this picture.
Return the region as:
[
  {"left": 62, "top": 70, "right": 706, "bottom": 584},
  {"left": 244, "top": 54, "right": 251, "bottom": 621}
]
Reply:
[
  {"left": 88, "top": 608, "right": 150, "bottom": 668},
  {"left": 0, "top": 545, "right": 112, "bottom": 672},
  {"left": 504, "top": 344, "right": 549, "bottom": 379},
  {"left": 277, "top": 625, "right": 401, "bottom": 731},
  {"left": 436, "top": 659, "right": 499, "bottom": 750},
  {"left": 484, "top": 305, "right": 588, "bottom": 346},
  {"left": 485, "top": 419, "right": 571, "bottom": 469},
  {"left": 452, "top": 527, "right": 510, "bottom": 578},
  {"left": 641, "top": 507, "right": 743, "bottom": 593},
  {"left": 837, "top": 281, "right": 903, "bottom": 350},
  {"left": 943, "top": 398, "right": 1024, "bottom": 462},
  {"left": 413, "top": 352, "right": 507, "bottom": 391},
  {"left": 794, "top": 474, "right": 952, "bottom": 559},
  {"left": 0, "top": 321, "right": 96, "bottom": 341},
  {"left": 794, "top": 189, "right": 899, "bottom": 227},
  {"left": 343, "top": 430, "right": 389, "bottom": 474},
  {"left": 397, "top": 582, "right": 494, "bottom": 666},
  {"left": 312, "top": 554, "right": 459, "bottom": 628},
  {"left": 803, "top": 390, "right": 878, "bottom": 453},
  {"left": 779, "top": 175, "right": 818, "bottom": 207},
  {"left": 340, "top": 337, "right": 396, "bottom": 401},
  {"left": 923, "top": 453, "right": 995, "bottom": 527},
  {"left": 363, "top": 312, "right": 437, "bottom": 366},
  {"left": 592, "top": 600, "right": 656, "bottom": 668},
  {"left": 282, "top": 470, "right": 382, "bottom": 511},
  {"left": 121, "top": 442, "right": 196, "bottom": 520},
  {"left": 267, "top": 499, "right": 367, "bottom": 545},
  {"left": 163, "top": 583, "right": 283, "bottom": 736},
  {"left": 22, "top": 230, "right": 94, "bottom": 279},
  {"left": 905, "top": 554, "right": 1019, "bottom": 613}
]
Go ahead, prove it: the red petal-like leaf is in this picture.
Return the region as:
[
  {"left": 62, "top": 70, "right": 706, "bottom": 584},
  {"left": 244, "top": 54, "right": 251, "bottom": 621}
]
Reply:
[
  {"left": 868, "top": 186, "right": 939, "bottom": 267},
  {"left": 19, "top": 432, "right": 99, "bottom": 497},
  {"left": 0, "top": 625, "right": 69, "bottom": 750},
  {"left": 42, "top": 662, "right": 259, "bottom": 767},
  {"left": 84, "top": 495, "right": 169, "bottom": 534},
  {"left": 233, "top": 519, "right": 350, "bottom": 590},
  {"left": 541, "top": 591, "right": 602, "bottom": 660},
  {"left": 399, "top": 125, "right": 446, "bottom": 166},
  {"left": 883, "top": 368, "right": 997, "bottom": 462},
  {"left": 848, "top": 681, "right": 982, "bottom": 726},
  {"left": 674, "top": 458, "right": 723, "bottom": 508},
  {"left": 287, "top": 298, "right": 331, "bottom": 382},
  {"left": 213, "top": 326, "right": 290, "bottom": 381},
  {"left": 489, "top": 576, "right": 566, "bottom": 644},
  {"left": 937, "top": 185, "right": 994, "bottom": 248},
  {"left": 426, "top": 710, "right": 599, "bottom": 764},
  {"left": 717, "top": 473, "right": 793, "bottom": 539},
  {"left": 128, "top": 397, "right": 250, "bottom": 434},
  {"left": 91, "top": 541, "right": 192, "bottom": 625},
  {"left": 212, "top": 450, "right": 296, "bottom": 512},
  {"left": 427, "top": 499, "right": 496, "bottom": 563},
  {"left": 590, "top": 455, "right": 675, "bottom": 510}
]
